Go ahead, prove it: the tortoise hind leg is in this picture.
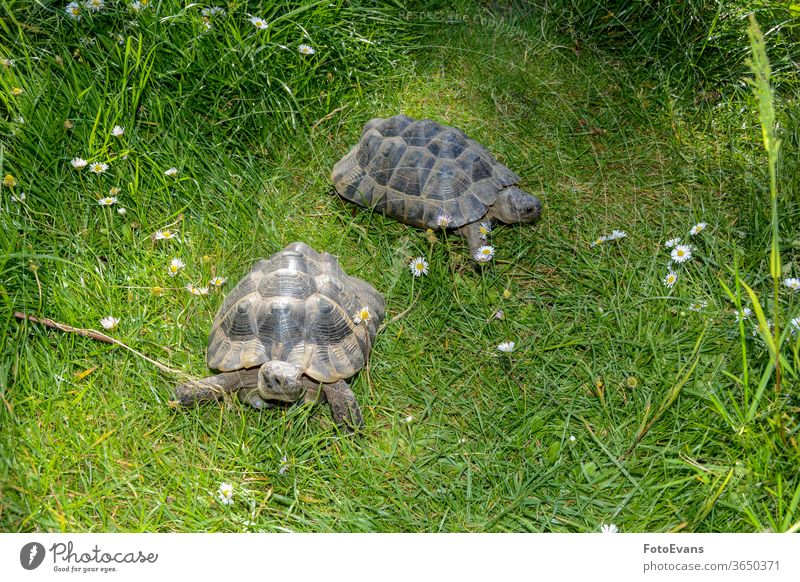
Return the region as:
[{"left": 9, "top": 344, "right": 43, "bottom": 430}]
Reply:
[{"left": 322, "top": 380, "right": 364, "bottom": 432}]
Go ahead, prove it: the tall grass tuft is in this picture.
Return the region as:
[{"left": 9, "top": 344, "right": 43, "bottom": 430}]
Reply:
[
  {"left": 738, "top": 16, "right": 783, "bottom": 398},
  {"left": 718, "top": 16, "right": 793, "bottom": 430}
]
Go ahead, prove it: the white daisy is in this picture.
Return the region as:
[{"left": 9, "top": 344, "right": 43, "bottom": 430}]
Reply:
[
  {"left": 688, "top": 300, "right": 708, "bottom": 312},
  {"left": 89, "top": 161, "right": 109, "bottom": 174},
  {"left": 202, "top": 6, "right": 225, "bottom": 17},
  {"left": 250, "top": 16, "right": 268, "bottom": 29},
  {"left": 164, "top": 167, "right": 178, "bottom": 177},
  {"left": 10, "top": 192, "right": 26, "bottom": 202},
  {"left": 601, "top": 523, "right": 619, "bottom": 534},
  {"left": 435, "top": 212, "right": 452, "bottom": 228},
  {"left": 210, "top": 276, "right": 227, "bottom": 287},
  {"left": 664, "top": 238, "right": 681, "bottom": 249},
  {"left": 70, "top": 157, "right": 88, "bottom": 169},
  {"left": 65, "top": 1, "right": 82, "bottom": 19},
  {"left": 168, "top": 258, "right": 185, "bottom": 276},
  {"left": 663, "top": 271, "right": 678, "bottom": 288},
  {"left": 98, "top": 196, "right": 117, "bottom": 206},
  {"left": 404, "top": 415, "right": 413, "bottom": 423},
  {"left": 99, "top": 316, "right": 119, "bottom": 330},
  {"left": 690, "top": 222, "right": 708, "bottom": 236},
  {"left": 117, "top": 207, "right": 126, "bottom": 215},
  {"left": 409, "top": 257, "right": 429, "bottom": 277},
  {"left": 735, "top": 307, "right": 753, "bottom": 322},
  {"left": 474, "top": 245, "right": 495, "bottom": 263},
  {"left": 153, "top": 229, "right": 177, "bottom": 241},
  {"left": 352, "top": 306, "right": 372, "bottom": 324},
  {"left": 790, "top": 317, "right": 800, "bottom": 335},
  {"left": 569, "top": 435, "right": 576, "bottom": 442},
  {"left": 109, "top": 186, "right": 121, "bottom": 196},
  {"left": 478, "top": 221, "right": 492, "bottom": 239},
  {"left": 493, "top": 309, "right": 504, "bottom": 320},
  {"left": 783, "top": 278, "right": 800, "bottom": 292},
  {"left": 591, "top": 235, "right": 607, "bottom": 247},
  {"left": 85, "top": 0, "right": 104, "bottom": 12},
  {"left": 111, "top": 125, "right": 124, "bottom": 137},
  {"left": 278, "top": 455, "right": 289, "bottom": 475},
  {"left": 497, "top": 341, "right": 515, "bottom": 353},
  {"left": 217, "top": 482, "right": 234, "bottom": 506},
  {"left": 186, "top": 284, "right": 209, "bottom": 296},
  {"left": 298, "top": 44, "right": 316, "bottom": 55},
  {"left": 670, "top": 244, "right": 693, "bottom": 263},
  {"left": 607, "top": 229, "right": 627, "bottom": 240}
]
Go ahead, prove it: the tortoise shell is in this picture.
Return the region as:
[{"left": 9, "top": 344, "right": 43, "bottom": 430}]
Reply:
[
  {"left": 206, "top": 242, "right": 384, "bottom": 383},
  {"left": 331, "top": 115, "right": 521, "bottom": 229}
]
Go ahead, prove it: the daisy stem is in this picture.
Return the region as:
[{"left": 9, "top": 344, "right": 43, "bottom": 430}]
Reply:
[{"left": 103, "top": 205, "right": 112, "bottom": 247}]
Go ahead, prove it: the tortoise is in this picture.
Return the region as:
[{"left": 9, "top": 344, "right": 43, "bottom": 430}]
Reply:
[
  {"left": 331, "top": 114, "right": 542, "bottom": 260},
  {"left": 175, "top": 242, "right": 384, "bottom": 431}
]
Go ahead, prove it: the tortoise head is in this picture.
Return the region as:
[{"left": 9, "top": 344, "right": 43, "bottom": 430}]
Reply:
[
  {"left": 257, "top": 360, "right": 305, "bottom": 402},
  {"left": 492, "top": 186, "right": 542, "bottom": 224}
]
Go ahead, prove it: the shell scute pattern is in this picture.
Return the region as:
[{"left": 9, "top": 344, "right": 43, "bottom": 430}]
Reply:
[
  {"left": 206, "top": 243, "right": 384, "bottom": 383},
  {"left": 332, "top": 115, "right": 522, "bottom": 229}
]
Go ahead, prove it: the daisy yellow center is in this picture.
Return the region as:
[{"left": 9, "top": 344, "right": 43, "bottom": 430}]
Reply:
[
  {"left": 359, "top": 309, "right": 369, "bottom": 319},
  {"left": 668, "top": 274, "right": 676, "bottom": 282},
  {"left": 415, "top": 262, "right": 424, "bottom": 271},
  {"left": 677, "top": 249, "right": 685, "bottom": 257},
  {"left": 481, "top": 249, "right": 491, "bottom": 256},
  {"left": 170, "top": 265, "right": 178, "bottom": 273}
]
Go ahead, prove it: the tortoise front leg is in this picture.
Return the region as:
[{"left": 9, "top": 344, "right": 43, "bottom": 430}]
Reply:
[
  {"left": 456, "top": 221, "right": 487, "bottom": 261},
  {"left": 174, "top": 368, "right": 260, "bottom": 405},
  {"left": 322, "top": 380, "right": 364, "bottom": 432}
]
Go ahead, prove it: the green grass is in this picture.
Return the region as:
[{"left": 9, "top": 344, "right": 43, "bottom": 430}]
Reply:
[{"left": 2, "top": 1, "right": 800, "bottom": 532}]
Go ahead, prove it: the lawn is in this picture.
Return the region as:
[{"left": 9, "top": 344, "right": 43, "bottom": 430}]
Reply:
[{"left": 1, "top": 1, "right": 799, "bottom": 532}]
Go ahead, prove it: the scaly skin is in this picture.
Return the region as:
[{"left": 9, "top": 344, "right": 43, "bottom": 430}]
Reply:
[
  {"left": 322, "top": 380, "right": 364, "bottom": 432},
  {"left": 174, "top": 368, "right": 359, "bottom": 431}
]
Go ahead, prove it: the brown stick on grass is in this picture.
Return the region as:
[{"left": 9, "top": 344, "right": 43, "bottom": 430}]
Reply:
[{"left": 13, "top": 311, "right": 192, "bottom": 379}]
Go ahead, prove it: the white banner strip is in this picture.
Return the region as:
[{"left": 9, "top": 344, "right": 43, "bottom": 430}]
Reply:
[{"left": 1, "top": 533, "right": 799, "bottom": 581}]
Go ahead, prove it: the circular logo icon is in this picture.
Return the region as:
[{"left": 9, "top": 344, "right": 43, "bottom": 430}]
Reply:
[{"left": 20, "top": 542, "right": 46, "bottom": 570}]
